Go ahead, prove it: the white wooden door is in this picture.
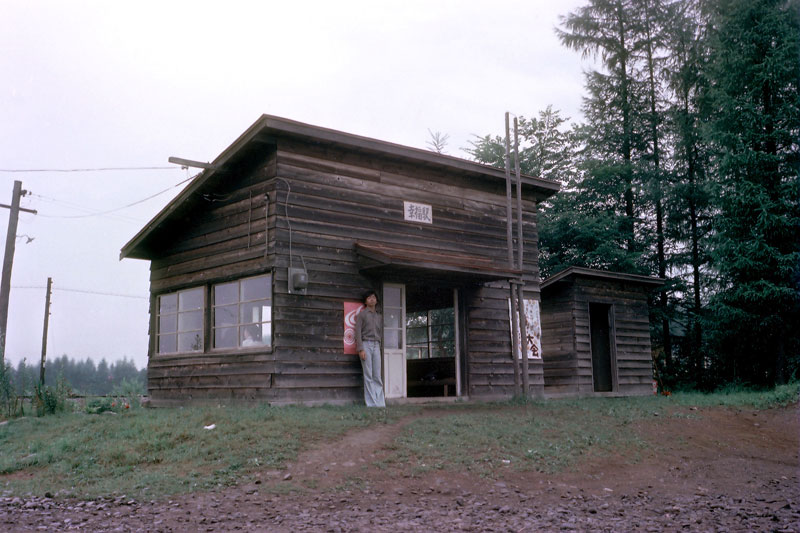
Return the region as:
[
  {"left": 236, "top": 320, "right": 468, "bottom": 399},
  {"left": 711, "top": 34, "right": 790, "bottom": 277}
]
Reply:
[{"left": 382, "top": 283, "right": 406, "bottom": 399}]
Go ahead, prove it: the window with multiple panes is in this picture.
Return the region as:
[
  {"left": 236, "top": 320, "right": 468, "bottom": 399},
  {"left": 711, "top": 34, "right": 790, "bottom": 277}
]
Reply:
[
  {"left": 406, "top": 307, "right": 455, "bottom": 359},
  {"left": 155, "top": 273, "right": 272, "bottom": 354},
  {"left": 157, "top": 287, "right": 204, "bottom": 354},
  {"left": 213, "top": 274, "right": 272, "bottom": 349}
]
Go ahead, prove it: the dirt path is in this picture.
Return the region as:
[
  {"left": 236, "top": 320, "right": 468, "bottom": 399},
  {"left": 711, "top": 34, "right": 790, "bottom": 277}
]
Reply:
[{"left": 1, "top": 404, "right": 798, "bottom": 532}]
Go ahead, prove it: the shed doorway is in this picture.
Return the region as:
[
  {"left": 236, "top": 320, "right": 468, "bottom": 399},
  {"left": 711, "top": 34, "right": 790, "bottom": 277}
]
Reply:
[
  {"left": 382, "top": 283, "right": 460, "bottom": 399},
  {"left": 589, "top": 303, "right": 615, "bottom": 392}
]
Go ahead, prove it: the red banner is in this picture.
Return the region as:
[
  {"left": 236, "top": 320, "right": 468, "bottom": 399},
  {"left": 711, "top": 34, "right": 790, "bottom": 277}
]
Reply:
[{"left": 343, "top": 301, "right": 365, "bottom": 354}]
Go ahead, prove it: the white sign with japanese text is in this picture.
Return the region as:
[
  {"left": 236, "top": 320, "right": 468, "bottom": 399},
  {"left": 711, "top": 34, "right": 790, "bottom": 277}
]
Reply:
[{"left": 403, "top": 201, "right": 433, "bottom": 224}]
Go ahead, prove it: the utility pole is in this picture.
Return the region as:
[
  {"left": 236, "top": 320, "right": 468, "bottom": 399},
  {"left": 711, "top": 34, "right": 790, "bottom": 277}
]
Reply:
[
  {"left": 40, "top": 277, "right": 52, "bottom": 386},
  {"left": 504, "top": 113, "right": 522, "bottom": 395},
  {"left": 0, "top": 180, "right": 36, "bottom": 366},
  {"left": 514, "top": 117, "right": 530, "bottom": 399}
]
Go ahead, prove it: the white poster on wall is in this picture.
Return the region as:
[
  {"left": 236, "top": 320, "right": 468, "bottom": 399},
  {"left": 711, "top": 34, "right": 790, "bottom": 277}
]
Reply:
[{"left": 508, "top": 298, "right": 542, "bottom": 359}]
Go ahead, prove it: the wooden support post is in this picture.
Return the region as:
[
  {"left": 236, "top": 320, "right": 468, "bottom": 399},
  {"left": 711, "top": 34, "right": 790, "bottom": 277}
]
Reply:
[
  {"left": 504, "top": 113, "right": 521, "bottom": 395},
  {"left": 40, "top": 277, "right": 52, "bottom": 386},
  {"left": 514, "top": 118, "right": 530, "bottom": 398},
  {"left": 0, "top": 181, "right": 25, "bottom": 366}
]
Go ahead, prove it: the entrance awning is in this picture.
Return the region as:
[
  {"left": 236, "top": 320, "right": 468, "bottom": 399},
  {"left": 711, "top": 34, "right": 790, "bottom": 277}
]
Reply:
[{"left": 355, "top": 242, "right": 521, "bottom": 283}]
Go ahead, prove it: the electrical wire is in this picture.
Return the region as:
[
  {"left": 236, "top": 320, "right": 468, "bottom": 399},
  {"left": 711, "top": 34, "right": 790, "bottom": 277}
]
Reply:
[
  {"left": 0, "top": 166, "right": 180, "bottom": 173},
  {"left": 29, "top": 174, "right": 197, "bottom": 221},
  {"left": 11, "top": 286, "right": 147, "bottom": 300}
]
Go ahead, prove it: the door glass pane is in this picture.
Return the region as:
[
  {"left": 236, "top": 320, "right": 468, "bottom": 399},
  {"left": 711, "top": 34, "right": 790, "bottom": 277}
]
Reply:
[
  {"left": 383, "top": 286, "right": 402, "bottom": 307},
  {"left": 384, "top": 310, "right": 401, "bottom": 329},
  {"left": 384, "top": 329, "right": 400, "bottom": 350}
]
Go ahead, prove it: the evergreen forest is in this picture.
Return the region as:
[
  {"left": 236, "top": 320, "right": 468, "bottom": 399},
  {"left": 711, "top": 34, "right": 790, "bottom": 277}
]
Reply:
[
  {"left": 465, "top": 0, "right": 799, "bottom": 390},
  {"left": 8, "top": 355, "right": 146, "bottom": 396}
]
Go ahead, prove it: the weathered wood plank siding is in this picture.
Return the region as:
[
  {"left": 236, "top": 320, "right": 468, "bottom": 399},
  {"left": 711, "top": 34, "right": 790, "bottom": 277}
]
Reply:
[
  {"left": 143, "top": 133, "right": 547, "bottom": 404},
  {"left": 573, "top": 278, "right": 653, "bottom": 396},
  {"left": 541, "top": 273, "right": 656, "bottom": 397}
]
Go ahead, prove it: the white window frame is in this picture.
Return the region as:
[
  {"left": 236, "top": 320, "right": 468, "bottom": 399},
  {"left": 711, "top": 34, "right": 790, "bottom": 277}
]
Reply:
[
  {"left": 212, "top": 274, "right": 273, "bottom": 351},
  {"left": 156, "top": 287, "right": 205, "bottom": 355}
]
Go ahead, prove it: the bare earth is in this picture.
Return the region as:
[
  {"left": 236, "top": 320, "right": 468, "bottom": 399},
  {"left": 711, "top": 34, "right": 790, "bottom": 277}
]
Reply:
[{"left": 1, "top": 404, "right": 798, "bottom": 532}]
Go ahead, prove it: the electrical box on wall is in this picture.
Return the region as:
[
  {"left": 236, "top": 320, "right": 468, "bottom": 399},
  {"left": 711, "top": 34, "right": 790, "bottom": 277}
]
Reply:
[{"left": 288, "top": 267, "right": 308, "bottom": 295}]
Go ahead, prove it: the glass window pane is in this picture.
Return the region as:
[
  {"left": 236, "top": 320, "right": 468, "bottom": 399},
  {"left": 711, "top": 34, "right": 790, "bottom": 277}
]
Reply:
[
  {"left": 214, "top": 327, "right": 237, "bottom": 349},
  {"left": 406, "top": 311, "right": 427, "bottom": 328},
  {"left": 179, "top": 288, "right": 204, "bottom": 311},
  {"left": 178, "top": 310, "right": 203, "bottom": 332},
  {"left": 383, "top": 286, "right": 401, "bottom": 307},
  {"left": 431, "top": 325, "right": 453, "bottom": 342},
  {"left": 241, "top": 275, "right": 270, "bottom": 301},
  {"left": 215, "top": 282, "right": 238, "bottom": 306},
  {"left": 178, "top": 332, "right": 203, "bottom": 352},
  {"left": 240, "top": 325, "right": 265, "bottom": 347},
  {"left": 214, "top": 305, "right": 237, "bottom": 327},
  {"left": 407, "top": 327, "right": 427, "bottom": 344},
  {"left": 159, "top": 293, "right": 177, "bottom": 314},
  {"left": 384, "top": 311, "right": 401, "bottom": 329},
  {"left": 158, "top": 334, "right": 176, "bottom": 354},
  {"left": 240, "top": 300, "right": 268, "bottom": 324},
  {"left": 159, "top": 314, "right": 177, "bottom": 334},
  {"left": 384, "top": 329, "right": 401, "bottom": 350},
  {"left": 430, "top": 308, "right": 454, "bottom": 325}
]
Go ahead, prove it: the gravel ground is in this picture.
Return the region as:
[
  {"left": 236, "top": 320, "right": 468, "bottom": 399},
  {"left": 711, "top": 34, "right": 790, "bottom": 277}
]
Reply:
[{"left": 2, "top": 404, "right": 797, "bottom": 532}]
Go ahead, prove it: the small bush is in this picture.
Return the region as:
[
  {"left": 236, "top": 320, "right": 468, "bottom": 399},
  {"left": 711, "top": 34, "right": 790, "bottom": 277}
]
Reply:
[
  {"left": 111, "top": 377, "right": 145, "bottom": 409},
  {"left": 0, "top": 361, "right": 24, "bottom": 418},
  {"left": 33, "top": 375, "right": 71, "bottom": 416}
]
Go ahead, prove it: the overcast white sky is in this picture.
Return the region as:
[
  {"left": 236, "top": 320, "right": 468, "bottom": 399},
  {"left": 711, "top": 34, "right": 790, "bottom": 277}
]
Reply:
[{"left": 1, "top": 0, "right": 590, "bottom": 371}]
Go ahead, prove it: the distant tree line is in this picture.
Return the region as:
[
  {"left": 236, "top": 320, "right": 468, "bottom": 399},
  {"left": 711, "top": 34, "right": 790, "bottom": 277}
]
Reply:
[
  {"left": 464, "top": 0, "right": 799, "bottom": 390},
  {"left": 9, "top": 355, "right": 146, "bottom": 396}
]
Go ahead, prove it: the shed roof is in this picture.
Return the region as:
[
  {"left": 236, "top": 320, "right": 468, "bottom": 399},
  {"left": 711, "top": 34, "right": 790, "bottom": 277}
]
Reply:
[
  {"left": 541, "top": 266, "right": 665, "bottom": 290},
  {"left": 121, "top": 115, "right": 560, "bottom": 261},
  {"left": 355, "top": 241, "right": 521, "bottom": 283}
]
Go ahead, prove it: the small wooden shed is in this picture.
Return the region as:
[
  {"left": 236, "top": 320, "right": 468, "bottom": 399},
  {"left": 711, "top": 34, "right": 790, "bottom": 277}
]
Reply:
[
  {"left": 121, "top": 115, "right": 559, "bottom": 405},
  {"left": 540, "top": 267, "right": 664, "bottom": 397}
]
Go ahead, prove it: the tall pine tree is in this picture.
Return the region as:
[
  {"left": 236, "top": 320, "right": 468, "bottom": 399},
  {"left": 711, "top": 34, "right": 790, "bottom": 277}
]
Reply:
[{"left": 704, "top": 0, "right": 800, "bottom": 386}]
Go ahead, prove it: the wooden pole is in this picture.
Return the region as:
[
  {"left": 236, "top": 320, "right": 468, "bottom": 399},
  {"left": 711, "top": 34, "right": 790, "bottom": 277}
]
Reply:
[
  {"left": 514, "top": 118, "right": 530, "bottom": 398},
  {"left": 0, "top": 181, "right": 25, "bottom": 366},
  {"left": 39, "top": 277, "right": 52, "bottom": 386},
  {"left": 504, "top": 113, "right": 521, "bottom": 394}
]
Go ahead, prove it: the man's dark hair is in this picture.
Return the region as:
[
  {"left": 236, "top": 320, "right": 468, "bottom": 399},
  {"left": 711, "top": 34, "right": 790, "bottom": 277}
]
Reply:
[{"left": 363, "top": 290, "right": 379, "bottom": 304}]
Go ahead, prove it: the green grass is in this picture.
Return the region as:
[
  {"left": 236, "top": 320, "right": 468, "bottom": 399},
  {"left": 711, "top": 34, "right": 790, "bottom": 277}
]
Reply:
[
  {"left": 667, "top": 381, "right": 799, "bottom": 409},
  {"left": 0, "top": 385, "right": 795, "bottom": 500},
  {"left": 380, "top": 384, "right": 799, "bottom": 477},
  {"left": 0, "top": 403, "right": 410, "bottom": 499}
]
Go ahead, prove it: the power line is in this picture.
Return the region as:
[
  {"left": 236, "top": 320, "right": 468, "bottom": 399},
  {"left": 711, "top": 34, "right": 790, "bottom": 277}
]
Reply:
[
  {"left": 0, "top": 166, "right": 180, "bottom": 173},
  {"left": 12, "top": 285, "right": 147, "bottom": 300},
  {"left": 29, "top": 174, "right": 197, "bottom": 220}
]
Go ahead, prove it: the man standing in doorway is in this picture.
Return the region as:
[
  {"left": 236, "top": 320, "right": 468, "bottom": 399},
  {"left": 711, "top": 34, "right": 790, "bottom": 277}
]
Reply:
[{"left": 355, "top": 290, "right": 386, "bottom": 407}]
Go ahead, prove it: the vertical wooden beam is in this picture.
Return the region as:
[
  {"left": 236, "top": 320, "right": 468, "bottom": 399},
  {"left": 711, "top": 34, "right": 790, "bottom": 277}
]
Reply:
[
  {"left": 505, "top": 113, "right": 521, "bottom": 395},
  {"left": 514, "top": 118, "right": 530, "bottom": 398}
]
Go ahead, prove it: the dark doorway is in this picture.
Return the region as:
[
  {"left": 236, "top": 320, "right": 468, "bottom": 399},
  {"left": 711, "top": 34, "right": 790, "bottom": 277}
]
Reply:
[
  {"left": 405, "top": 285, "right": 457, "bottom": 397},
  {"left": 589, "top": 303, "right": 614, "bottom": 392}
]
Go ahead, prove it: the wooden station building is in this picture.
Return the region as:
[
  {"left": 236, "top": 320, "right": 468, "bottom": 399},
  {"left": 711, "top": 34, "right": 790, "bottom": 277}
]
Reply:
[
  {"left": 540, "top": 267, "right": 664, "bottom": 397},
  {"left": 121, "top": 115, "right": 560, "bottom": 405}
]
